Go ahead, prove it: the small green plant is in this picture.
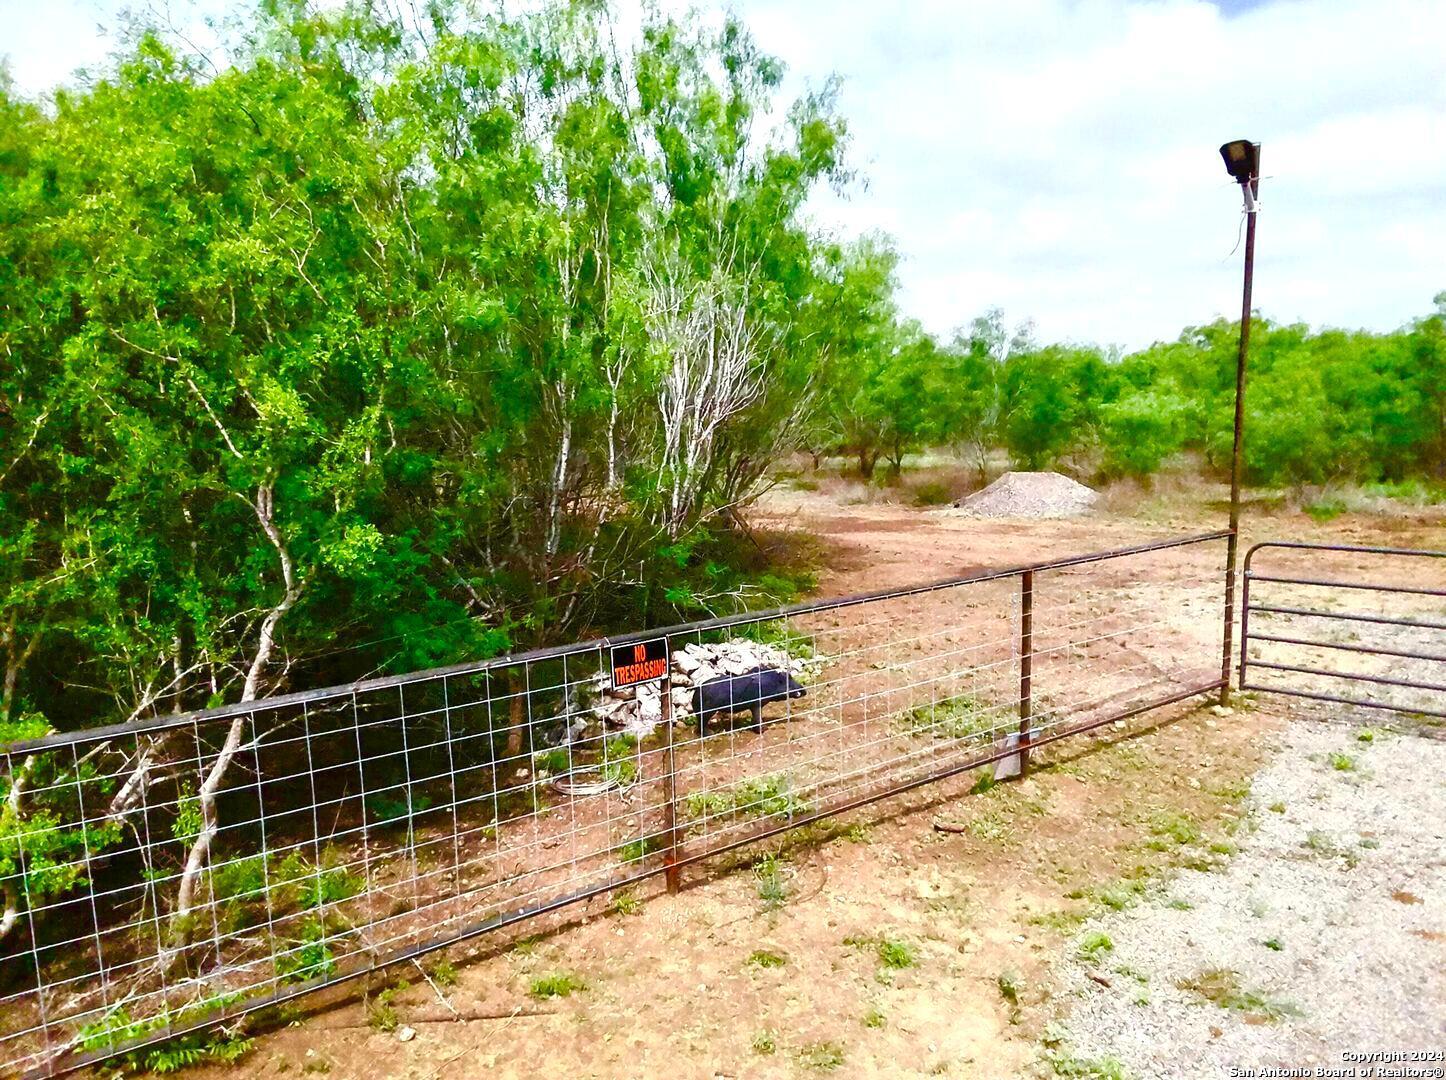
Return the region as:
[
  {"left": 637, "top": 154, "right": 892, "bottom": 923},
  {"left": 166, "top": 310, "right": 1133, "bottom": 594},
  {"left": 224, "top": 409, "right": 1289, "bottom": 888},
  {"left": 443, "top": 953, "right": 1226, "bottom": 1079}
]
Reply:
[
  {"left": 299, "top": 865, "right": 364, "bottom": 910},
  {"left": 751, "top": 1029, "right": 778, "bottom": 1055},
  {"left": 1328, "top": 751, "right": 1356, "bottom": 772},
  {"left": 610, "top": 889, "right": 642, "bottom": 916},
  {"left": 686, "top": 773, "right": 808, "bottom": 821},
  {"left": 367, "top": 982, "right": 403, "bottom": 1033},
  {"left": 1044, "top": 1049, "right": 1131, "bottom": 1079},
  {"left": 532, "top": 748, "right": 572, "bottom": 777},
  {"left": 1262, "top": 938, "right": 1283, "bottom": 951},
  {"left": 1145, "top": 810, "right": 1199, "bottom": 849},
  {"left": 601, "top": 734, "right": 639, "bottom": 787},
  {"left": 79, "top": 995, "right": 253, "bottom": 1075},
  {"left": 1175, "top": 967, "right": 1301, "bottom": 1021},
  {"left": 428, "top": 958, "right": 458, "bottom": 987},
  {"left": 617, "top": 836, "right": 663, "bottom": 864},
  {"left": 754, "top": 853, "right": 789, "bottom": 909},
  {"left": 876, "top": 937, "right": 917, "bottom": 969},
  {"left": 1165, "top": 898, "right": 1193, "bottom": 911},
  {"left": 1268, "top": 801, "right": 1286, "bottom": 814},
  {"left": 529, "top": 971, "right": 586, "bottom": 999},
  {"left": 747, "top": 948, "right": 787, "bottom": 969},
  {"left": 997, "top": 970, "right": 1021, "bottom": 1005},
  {"left": 862, "top": 1006, "right": 887, "bottom": 1029},
  {"left": 799, "top": 1041, "right": 847, "bottom": 1071},
  {"left": 276, "top": 919, "right": 337, "bottom": 983},
  {"left": 969, "top": 772, "right": 997, "bottom": 795},
  {"left": 366, "top": 791, "right": 433, "bottom": 824},
  {"left": 1356, "top": 728, "right": 1377, "bottom": 743},
  {"left": 1076, "top": 931, "right": 1114, "bottom": 964},
  {"left": 900, "top": 695, "right": 994, "bottom": 741}
]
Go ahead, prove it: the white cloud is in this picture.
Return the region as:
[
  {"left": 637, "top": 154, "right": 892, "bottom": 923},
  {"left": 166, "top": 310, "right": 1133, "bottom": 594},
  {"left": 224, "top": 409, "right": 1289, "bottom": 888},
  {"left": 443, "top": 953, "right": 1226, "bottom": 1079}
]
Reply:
[{"left": 5, "top": 0, "right": 1443, "bottom": 348}]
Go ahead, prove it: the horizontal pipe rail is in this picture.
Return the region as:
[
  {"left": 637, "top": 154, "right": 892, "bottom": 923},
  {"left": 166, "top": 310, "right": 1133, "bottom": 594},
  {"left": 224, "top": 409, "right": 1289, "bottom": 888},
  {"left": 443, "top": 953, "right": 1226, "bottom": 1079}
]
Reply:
[
  {"left": 1247, "top": 632, "right": 1446, "bottom": 665},
  {"left": 1241, "top": 539, "right": 1446, "bottom": 721},
  {"left": 1245, "top": 573, "right": 1446, "bottom": 598},
  {"left": 1248, "top": 604, "right": 1446, "bottom": 633}
]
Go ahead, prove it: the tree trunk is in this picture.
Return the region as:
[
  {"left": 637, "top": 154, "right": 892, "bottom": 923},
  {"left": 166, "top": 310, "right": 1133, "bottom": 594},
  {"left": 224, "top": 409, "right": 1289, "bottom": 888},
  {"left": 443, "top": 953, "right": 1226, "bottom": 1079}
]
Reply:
[{"left": 164, "top": 483, "right": 301, "bottom": 967}]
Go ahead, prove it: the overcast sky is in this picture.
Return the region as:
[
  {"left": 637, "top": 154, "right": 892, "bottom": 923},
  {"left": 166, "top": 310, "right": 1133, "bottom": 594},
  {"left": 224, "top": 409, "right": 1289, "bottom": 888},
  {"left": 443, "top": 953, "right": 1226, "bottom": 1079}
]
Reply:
[{"left": 4, "top": 0, "right": 1444, "bottom": 350}]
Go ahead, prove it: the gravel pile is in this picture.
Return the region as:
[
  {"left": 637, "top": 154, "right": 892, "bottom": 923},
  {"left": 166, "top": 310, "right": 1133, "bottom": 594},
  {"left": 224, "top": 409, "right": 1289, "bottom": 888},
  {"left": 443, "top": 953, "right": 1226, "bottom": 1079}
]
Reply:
[
  {"left": 951, "top": 471, "right": 1099, "bottom": 518},
  {"left": 1049, "top": 719, "right": 1446, "bottom": 1079}
]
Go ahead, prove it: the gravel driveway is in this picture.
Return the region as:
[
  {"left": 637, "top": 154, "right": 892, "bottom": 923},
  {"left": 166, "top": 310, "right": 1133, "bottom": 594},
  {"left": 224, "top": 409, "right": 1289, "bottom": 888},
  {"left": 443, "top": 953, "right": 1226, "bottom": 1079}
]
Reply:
[{"left": 1047, "top": 716, "right": 1446, "bottom": 1079}]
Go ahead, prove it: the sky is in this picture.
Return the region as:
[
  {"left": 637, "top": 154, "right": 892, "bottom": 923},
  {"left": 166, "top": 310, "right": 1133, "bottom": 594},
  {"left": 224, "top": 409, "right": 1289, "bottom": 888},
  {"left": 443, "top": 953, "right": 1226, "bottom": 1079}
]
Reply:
[{"left": 3, "top": 0, "right": 1444, "bottom": 351}]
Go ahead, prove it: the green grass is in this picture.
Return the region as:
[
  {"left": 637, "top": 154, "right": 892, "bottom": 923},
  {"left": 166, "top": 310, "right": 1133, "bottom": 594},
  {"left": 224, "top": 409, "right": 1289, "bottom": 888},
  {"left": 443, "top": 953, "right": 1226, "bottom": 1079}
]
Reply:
[
  {"left": 610, "top": 889, "right": 642, "bottom": 916},
  {"left": 529, "top": 972, "right": 586, "bottom": 999},
  {"left": 798, "top": 1041, "right": 847, "bottom": 1071},
  {"left": 1268, "top": 801, "right": 1286, "bottom": 814},
  {"left": 686, "top": 773, "right": 809, "bottom": 821},
  {"left": 275, "top": 918, "right": 336, "bottom": 983},
  {"left": 1263, "top": 938, "right": 1283, "bottom": 951},
  {"left": 1356, "top": 728, "right": 1378, "bottom": 743},
  {"left": 1076, "top": 931, "right": 1114, "bottom": 964},
  {"left": 532, "top": 748, "right": 572, "bottom": 776},
  {"left": 844, "top": 933, "right": 917, "bottom": 970},
  {"left": 617, "top": 836, "right": 663, "bottom": 864},
  {"left": 1328, "top": 751, "right": 1356, "bottom": 772},
  {"left": 366, "top": 791, "right": 433, "bottom": 824},
  {"left": 754, "top": 853, "right": 789, "bottom": 910},
  {"left": 752, "top": 1029, "right": 778, "bottom": 1055},
  {"left": 899, "top": 694, "right": 996, "bottom": 741},
  {"left": 1175, "top": 967, "right": 1301, "bottom": 1020},
  {"left": 1304, "top": 497, "right": 1347, "bottom": 523},
  {"left": 747, "top": 948, "right": 787, "bottom": 969},
  {"left": 1045, "top": 1050, "right": 1132, "bottom": 1078},
  {"left": 1145, "top": 810, "right": 1200, "bottom": 849}
]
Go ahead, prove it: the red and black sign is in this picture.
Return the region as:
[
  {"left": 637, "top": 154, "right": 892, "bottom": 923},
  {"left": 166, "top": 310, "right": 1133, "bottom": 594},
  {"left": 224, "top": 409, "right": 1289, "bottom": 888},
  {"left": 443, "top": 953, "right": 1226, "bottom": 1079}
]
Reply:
[{"left": 609, "top": 638, "right": 670, "bottom": 690}]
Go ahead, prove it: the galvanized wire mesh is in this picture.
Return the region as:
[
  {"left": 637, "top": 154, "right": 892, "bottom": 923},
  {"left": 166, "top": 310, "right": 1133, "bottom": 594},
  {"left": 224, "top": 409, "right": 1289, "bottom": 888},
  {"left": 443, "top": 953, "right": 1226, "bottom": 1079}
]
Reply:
[{"left": 0, "top": 531, "right": 1229, "bottom": 1077}]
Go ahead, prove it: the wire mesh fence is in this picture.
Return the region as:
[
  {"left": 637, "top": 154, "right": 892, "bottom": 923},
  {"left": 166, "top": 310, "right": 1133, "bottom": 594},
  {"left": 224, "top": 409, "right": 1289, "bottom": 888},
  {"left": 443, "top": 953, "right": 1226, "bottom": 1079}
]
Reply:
[
  {"left": 0, "top": 530, "right": 1229, "bottom": 1077},
  {"left": 1241, "top": 541, "right": 1446, "bottom": 719}
]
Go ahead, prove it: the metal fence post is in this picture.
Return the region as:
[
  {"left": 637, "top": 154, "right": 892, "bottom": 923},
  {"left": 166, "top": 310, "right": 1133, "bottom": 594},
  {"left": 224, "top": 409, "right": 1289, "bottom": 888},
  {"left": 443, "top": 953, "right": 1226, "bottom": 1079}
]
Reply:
[
  {"left": 659, "top": 672, "right": 682, "bottom": 895},
  {"left": 1019, "top": 570, "right": 1034, "bottom": 772}
]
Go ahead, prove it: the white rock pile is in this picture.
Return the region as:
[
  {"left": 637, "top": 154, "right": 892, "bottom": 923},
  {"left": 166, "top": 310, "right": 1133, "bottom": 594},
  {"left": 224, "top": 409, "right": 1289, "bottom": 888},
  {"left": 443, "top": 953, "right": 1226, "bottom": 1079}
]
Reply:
[
  {"left": 951, "top": 470, "right": 1099, "bottom": 518},
  {"left": 589, "top": 639, "right": 820, "bottom": 737}
]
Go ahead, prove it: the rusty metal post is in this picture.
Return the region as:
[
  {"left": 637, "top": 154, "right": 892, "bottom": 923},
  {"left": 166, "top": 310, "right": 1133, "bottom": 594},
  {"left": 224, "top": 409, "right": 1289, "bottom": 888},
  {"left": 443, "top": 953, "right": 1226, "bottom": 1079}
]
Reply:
[
  {"left": 1018, "top": 570, "right": 1034, "bottom": 772},
  {"left": 1220, "top": 153, "right": 1260, "bottom": 706},
  {"left": 659, "top": 674, "right": 682, "bottom": 895}
]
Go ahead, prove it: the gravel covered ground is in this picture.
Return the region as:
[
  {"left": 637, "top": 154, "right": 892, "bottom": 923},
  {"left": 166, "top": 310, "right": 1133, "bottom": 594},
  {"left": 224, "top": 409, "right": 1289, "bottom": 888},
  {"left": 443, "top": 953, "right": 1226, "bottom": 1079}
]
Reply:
[{"left": 1049, "top": 716, "right": 1446, "bottom": 1079}]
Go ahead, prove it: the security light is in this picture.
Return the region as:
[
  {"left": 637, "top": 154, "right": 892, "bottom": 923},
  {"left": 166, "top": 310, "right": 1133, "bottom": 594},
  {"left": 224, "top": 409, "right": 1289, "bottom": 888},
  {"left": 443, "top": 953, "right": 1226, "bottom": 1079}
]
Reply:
[{"left": 1219, "top": 140, "right": 1260, "bottom": 184}]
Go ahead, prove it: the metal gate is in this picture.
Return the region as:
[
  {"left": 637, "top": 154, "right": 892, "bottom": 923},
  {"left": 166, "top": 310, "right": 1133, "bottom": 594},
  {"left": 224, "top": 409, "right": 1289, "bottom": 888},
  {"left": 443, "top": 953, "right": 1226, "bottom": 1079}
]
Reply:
[{"left": 1240, "top": 541, "right": 1446, "bottom": 719}]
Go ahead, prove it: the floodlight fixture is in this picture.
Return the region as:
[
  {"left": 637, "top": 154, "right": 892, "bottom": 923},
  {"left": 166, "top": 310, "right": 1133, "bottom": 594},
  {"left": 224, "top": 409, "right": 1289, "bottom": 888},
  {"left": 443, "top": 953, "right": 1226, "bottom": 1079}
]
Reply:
[{"left": 1218, "top": 139, "right": 1259, "bottom": 185}]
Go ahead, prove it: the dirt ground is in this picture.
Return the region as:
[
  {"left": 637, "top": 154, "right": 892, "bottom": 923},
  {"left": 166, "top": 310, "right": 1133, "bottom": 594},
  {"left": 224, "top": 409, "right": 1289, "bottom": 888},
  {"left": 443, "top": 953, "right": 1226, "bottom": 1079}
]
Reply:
[{"left": 189, "top": 473, "right": 1445, "bottom": 1080}]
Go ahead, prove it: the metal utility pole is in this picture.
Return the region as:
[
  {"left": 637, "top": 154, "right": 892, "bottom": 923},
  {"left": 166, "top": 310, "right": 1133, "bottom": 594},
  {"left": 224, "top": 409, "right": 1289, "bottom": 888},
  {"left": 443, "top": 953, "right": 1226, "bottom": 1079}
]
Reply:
[{"left": 1218, "top": 140, "right": 1260, "bottom": 706}]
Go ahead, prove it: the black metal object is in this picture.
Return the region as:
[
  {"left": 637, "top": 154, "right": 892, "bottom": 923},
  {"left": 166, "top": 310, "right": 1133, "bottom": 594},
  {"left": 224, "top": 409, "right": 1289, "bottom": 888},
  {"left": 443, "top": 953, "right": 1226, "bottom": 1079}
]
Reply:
[{"left": 1240, "top": 540, "right": 1446, "bottom": 718}]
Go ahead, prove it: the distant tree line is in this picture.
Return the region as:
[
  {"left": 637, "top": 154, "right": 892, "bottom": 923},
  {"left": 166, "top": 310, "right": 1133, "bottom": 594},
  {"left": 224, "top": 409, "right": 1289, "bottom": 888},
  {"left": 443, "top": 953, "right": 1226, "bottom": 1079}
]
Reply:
[{"left": 827, "top": 248, "right": 1445, "bottom": 490}]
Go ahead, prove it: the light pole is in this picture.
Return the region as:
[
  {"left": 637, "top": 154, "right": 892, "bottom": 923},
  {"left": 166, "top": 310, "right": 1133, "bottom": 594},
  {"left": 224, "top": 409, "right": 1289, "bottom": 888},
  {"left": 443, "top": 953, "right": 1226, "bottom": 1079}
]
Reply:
[{"left": 1218, "top": 139, "right": 1260, "bottom": 706}]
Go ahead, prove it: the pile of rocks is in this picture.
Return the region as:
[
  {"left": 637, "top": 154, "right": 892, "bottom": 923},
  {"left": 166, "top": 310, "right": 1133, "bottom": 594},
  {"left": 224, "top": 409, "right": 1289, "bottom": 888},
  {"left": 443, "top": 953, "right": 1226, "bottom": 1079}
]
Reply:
[
  {"left": 951, "top": 470, "right": 1099, "bottom": 518},
  {"left": 589, "top": 639, "right": 819, "bottom": 737}
]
